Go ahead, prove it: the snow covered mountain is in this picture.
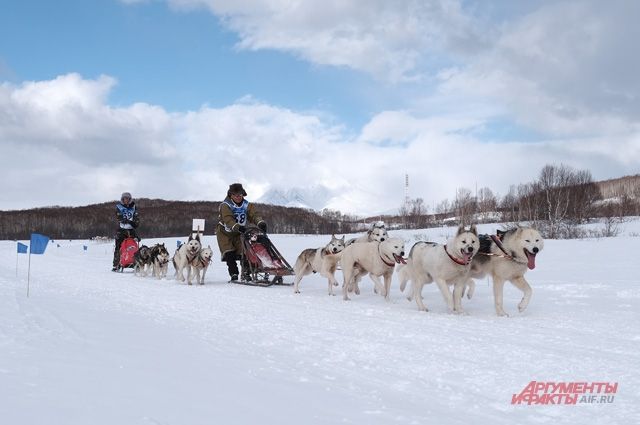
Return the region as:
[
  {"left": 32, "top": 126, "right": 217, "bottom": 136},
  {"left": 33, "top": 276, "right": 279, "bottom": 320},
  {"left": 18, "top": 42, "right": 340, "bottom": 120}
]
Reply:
[{"left": 257, "top": 185, "right": 335, "bottom": 210}]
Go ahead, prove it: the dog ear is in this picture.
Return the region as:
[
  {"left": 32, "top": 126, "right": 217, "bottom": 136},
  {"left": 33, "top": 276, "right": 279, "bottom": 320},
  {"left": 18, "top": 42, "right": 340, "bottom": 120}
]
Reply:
[
  {"left": 470, "top": 224, "right": 477, "bottom": 235},
  {"left": 340, "top": 235, "right": 345, "bottom": 241},
  {"left": 457, "top": 224, "right": 465, "bottom": 235}
]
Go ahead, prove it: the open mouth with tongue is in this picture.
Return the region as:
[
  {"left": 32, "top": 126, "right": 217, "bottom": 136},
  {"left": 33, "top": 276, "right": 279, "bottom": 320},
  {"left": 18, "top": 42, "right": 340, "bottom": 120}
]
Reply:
[
  {"left": 460, "top": 249, "right": 473, "bottom": 264},
  {"left": 393, "top": 254, "right": 407, "bottom": 264},
  {"left": 524, "top": 249, "right": 537, "bottom": 269}
]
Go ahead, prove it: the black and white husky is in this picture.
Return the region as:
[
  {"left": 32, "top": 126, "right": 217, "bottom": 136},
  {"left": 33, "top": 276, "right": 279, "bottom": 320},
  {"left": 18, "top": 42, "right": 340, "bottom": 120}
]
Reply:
[
  {"left": 173, "top": 233, "right": 202, "bottom": 283},
  {"left": 133, "top": 245, "right": 153, "bottom": 277},
  {"left": 293, "top": 235, "right": 346, "bottom": 295},
  {"left": 469, "top": 227, "right": 544, "bottom": 316},
  {"left": 149, "top": 243, "right": 170, "bottom": 279}
]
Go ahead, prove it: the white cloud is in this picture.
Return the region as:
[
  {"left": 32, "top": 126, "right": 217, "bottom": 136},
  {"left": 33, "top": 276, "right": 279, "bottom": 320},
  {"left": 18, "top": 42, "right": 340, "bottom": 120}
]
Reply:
[
  {"left": 165, "top": 0, "right": 482, "bottom": 82},
  {"left": 155, "top": 0, "right": 640, "bottom": 141},
  {"left": 437, "top": 0, "right": 640, "bottom": 138},
  {"left": 2, "top": 74, "right": 638, "bottom": 214}
]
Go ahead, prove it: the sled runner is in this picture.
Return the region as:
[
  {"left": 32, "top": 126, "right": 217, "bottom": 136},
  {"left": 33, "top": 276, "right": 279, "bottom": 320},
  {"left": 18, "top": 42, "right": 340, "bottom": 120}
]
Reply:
[
  {"left": 233, "top": 227, "right": 294, "bottom": 287},
  {"left": 116, "top": 237, "right": 139, "bottom": 272}
]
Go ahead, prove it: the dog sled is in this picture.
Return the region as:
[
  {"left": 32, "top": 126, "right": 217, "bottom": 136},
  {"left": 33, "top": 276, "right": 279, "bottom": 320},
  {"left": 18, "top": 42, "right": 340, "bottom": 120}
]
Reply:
[
  {"left": 116, "top": 237, "right": 139, "bottom": 272},
  {"left": 233, "top": 226, "right": 294, "bottom": 287}
]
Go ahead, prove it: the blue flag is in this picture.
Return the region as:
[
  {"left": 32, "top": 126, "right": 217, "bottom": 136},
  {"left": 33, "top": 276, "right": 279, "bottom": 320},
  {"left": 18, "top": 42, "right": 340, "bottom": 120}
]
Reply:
[
  {"left": 30, "top": 233, "right": 50, "bottom": 255},
  {"left": 17, "top": 242, "right": 28, "bottom": 254},
  {"left": 177, "top": 240, "right": 182, "bottom": 248},
  {"left": 83, "top": 245, "right": 88, "bottom": 251}
]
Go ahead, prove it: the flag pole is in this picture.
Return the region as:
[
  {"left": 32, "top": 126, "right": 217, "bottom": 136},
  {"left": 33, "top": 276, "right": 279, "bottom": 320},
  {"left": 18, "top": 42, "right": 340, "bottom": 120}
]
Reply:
[
  {"left": 16, "top": 246, "right": 19, "bottom": 277},
  {"left": 27, "top": 250, "right": 31, "bottom": 297}
]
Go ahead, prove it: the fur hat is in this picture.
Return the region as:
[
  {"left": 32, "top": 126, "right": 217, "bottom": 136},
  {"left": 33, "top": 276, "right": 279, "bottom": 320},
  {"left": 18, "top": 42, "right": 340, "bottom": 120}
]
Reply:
[{"left": 227, "top": 183, "right": 247, "bottom": 197}]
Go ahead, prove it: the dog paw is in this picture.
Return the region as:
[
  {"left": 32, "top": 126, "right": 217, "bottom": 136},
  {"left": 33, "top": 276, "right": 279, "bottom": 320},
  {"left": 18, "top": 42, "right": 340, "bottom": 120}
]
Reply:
[{"left": 496, "top": 310, "right": 509, "bottom": 317}]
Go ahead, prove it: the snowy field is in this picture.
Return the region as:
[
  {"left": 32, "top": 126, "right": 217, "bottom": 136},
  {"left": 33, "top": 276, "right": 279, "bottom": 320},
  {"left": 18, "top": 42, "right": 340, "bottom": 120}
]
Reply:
[{"left": 1, "top": 221, "right": 640, "bottom": 425}]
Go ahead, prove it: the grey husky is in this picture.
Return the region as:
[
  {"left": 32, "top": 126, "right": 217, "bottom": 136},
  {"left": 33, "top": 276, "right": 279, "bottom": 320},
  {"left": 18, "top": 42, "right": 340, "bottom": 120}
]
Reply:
[{"left": 293, "top": 235, "right": 346, "bottom": 295}]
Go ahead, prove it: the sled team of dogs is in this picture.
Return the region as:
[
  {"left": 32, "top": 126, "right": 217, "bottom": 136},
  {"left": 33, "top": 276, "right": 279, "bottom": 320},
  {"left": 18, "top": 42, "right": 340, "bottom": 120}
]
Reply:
[
  {"left": 128, "top": 221, "right": 544, "bottom": 316},
  {"left": 134, "top": 232, "right": 213, "bottom": 286},
  {"left": 134, "top": 243, "right": 171, "bottom": 279},
  {"left": 293, "top": 223, "right": 544, "bottom": 316}
]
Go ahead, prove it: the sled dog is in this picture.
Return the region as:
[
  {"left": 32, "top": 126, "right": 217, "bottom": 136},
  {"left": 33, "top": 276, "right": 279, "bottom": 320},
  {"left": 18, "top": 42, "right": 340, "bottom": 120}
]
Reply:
[
  {"left": 468, "top": 227, "right": 544, "bottom": 316},
  {"left": 188, "top": 245, "right": 213, "bottom": 285},
  {"left": 341, "top": 238, "right": 406, "bottom": 301},
  {"left": 399, "top": 225, "right": 478, "bottom": 313},
  {"left": 293, "top": 235, "right": 346, "bottom": 295},
  {"left": 173, "top": 233, "right": 202, "bottom": 283},
  {"left": 346, "top": 221, "right": 389, "bottom": 246},
  {"left": 149, "top": 243, "right": 170, "bottom": 279},
  {"left": 133, "top": 245, "right": 153, "bottom": 277}
]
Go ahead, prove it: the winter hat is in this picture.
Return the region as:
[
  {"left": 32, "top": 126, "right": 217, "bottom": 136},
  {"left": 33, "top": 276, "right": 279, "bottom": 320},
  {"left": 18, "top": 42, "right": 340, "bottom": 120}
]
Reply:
[
  {"left": 121, "top": 192, "right": 132, "bottom": 202},
  {"left": 227, "top": 183, "right": 247, "bottom": 197}
]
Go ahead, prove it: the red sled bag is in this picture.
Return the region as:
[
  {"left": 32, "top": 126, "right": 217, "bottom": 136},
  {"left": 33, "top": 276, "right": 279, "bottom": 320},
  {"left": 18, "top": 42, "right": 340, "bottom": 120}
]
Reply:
[{"left": 119, "top": 237, "right": 139, "bottom": 268}]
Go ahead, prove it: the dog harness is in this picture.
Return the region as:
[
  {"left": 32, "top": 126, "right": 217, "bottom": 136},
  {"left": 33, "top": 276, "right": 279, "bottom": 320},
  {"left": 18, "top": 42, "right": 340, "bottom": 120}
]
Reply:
[
  {"left": 476, "top": 234, "right": 527, "bottom": 264},
  {"left": 443, "top": 245, "right": 470, "bottom": 266},
  {"left": 191, "top": 252, "right": 212, "bottom": 268},
  {"left": 378, "top": 244, "right": 396, "bottom": 267}
]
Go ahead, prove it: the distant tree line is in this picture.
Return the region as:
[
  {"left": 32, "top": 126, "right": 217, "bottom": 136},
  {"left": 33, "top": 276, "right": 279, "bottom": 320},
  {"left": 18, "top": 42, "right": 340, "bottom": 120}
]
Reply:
[
  {"left": 3, "top": 167, "right": 639, "bottom": 241},
  {"left": 0, "top": 199, "right": 359, "bottom": 240},
  {"left": 395, "top": 164, "right": 640, "bottom": 238}
]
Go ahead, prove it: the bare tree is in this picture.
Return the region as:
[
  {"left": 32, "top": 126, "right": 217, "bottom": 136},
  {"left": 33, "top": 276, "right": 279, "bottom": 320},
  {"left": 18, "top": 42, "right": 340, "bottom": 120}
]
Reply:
[
  {"left": 477, "top": 187, "right": 498, "bottom": 220},
  {"left": 454, "top": 187, "right": 475, "bottom": 225}
]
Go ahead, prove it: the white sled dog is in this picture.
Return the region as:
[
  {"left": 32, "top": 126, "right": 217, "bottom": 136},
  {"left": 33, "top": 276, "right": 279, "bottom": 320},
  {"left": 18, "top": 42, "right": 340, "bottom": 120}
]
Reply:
[
  {"left": 346, "top": 221, "right": 389, "bottom": 246},
  {"left": 399, "top": 225, "right": 478, "bottom": 313},
  {"left": 468, "top": 227, "right": 544, "bottom": 316},
  {"left": 341, "top": 238, "right": 406, "bottom": 301},
  {"left": 293, "top": 235, "right": 346, "bottom": 295},
  {"left": 188, "top": 245, "right": 213, "bottom": 285},
  {"left": 173, "top": 233, "right": 202, "bottom": 283}
]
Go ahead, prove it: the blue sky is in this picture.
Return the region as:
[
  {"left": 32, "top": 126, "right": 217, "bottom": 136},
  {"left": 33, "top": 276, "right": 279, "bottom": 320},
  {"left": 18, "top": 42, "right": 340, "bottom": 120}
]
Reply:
[
  {"left": 1, "top": 0, "right": 638, "bottom": 214},
  {"left": 1, "top": 0, "right": 382, "bottom": 126}
]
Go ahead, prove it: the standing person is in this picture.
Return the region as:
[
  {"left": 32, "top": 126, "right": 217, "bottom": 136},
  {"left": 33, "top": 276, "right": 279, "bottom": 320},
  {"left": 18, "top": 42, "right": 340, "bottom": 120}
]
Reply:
[
  {"left": 112, "top": 192, "right": 140, "bottom": 271},
  {"left": 216, "top": 183, "right": 267, "bottom": 281}
]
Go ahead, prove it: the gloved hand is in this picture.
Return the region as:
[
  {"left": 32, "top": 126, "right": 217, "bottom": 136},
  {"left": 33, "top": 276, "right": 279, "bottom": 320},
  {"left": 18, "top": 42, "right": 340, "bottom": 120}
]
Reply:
[
  {"left": 258, "top": 222, "right": 267, "bottom": 232},
  {"left": 237, "top": 225, "right": 247, "bottom": 233}
]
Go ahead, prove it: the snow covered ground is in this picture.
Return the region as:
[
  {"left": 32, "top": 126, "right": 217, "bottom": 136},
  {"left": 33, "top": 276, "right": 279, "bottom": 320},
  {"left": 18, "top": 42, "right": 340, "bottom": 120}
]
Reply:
[{"left": 1, "top": 221, "right": 639, "bottom": 424}]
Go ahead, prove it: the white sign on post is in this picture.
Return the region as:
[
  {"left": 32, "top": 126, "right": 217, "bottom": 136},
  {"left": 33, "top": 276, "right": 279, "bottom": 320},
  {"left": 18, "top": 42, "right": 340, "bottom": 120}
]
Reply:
[{"left": 192, "top": 219, "right": 205, "bottom": 235}]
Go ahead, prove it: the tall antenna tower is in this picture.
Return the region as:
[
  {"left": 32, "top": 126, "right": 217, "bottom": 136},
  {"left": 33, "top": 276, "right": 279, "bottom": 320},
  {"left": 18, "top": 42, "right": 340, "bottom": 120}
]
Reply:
[{"left": 404, "top": 174, "right": 410, "bottom": 207}]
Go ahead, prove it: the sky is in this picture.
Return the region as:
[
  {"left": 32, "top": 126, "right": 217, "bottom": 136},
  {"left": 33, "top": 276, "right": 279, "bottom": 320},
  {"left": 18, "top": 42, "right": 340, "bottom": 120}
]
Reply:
[{"left": 1, "top": 0, "right": 639, "bottom": 215}]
